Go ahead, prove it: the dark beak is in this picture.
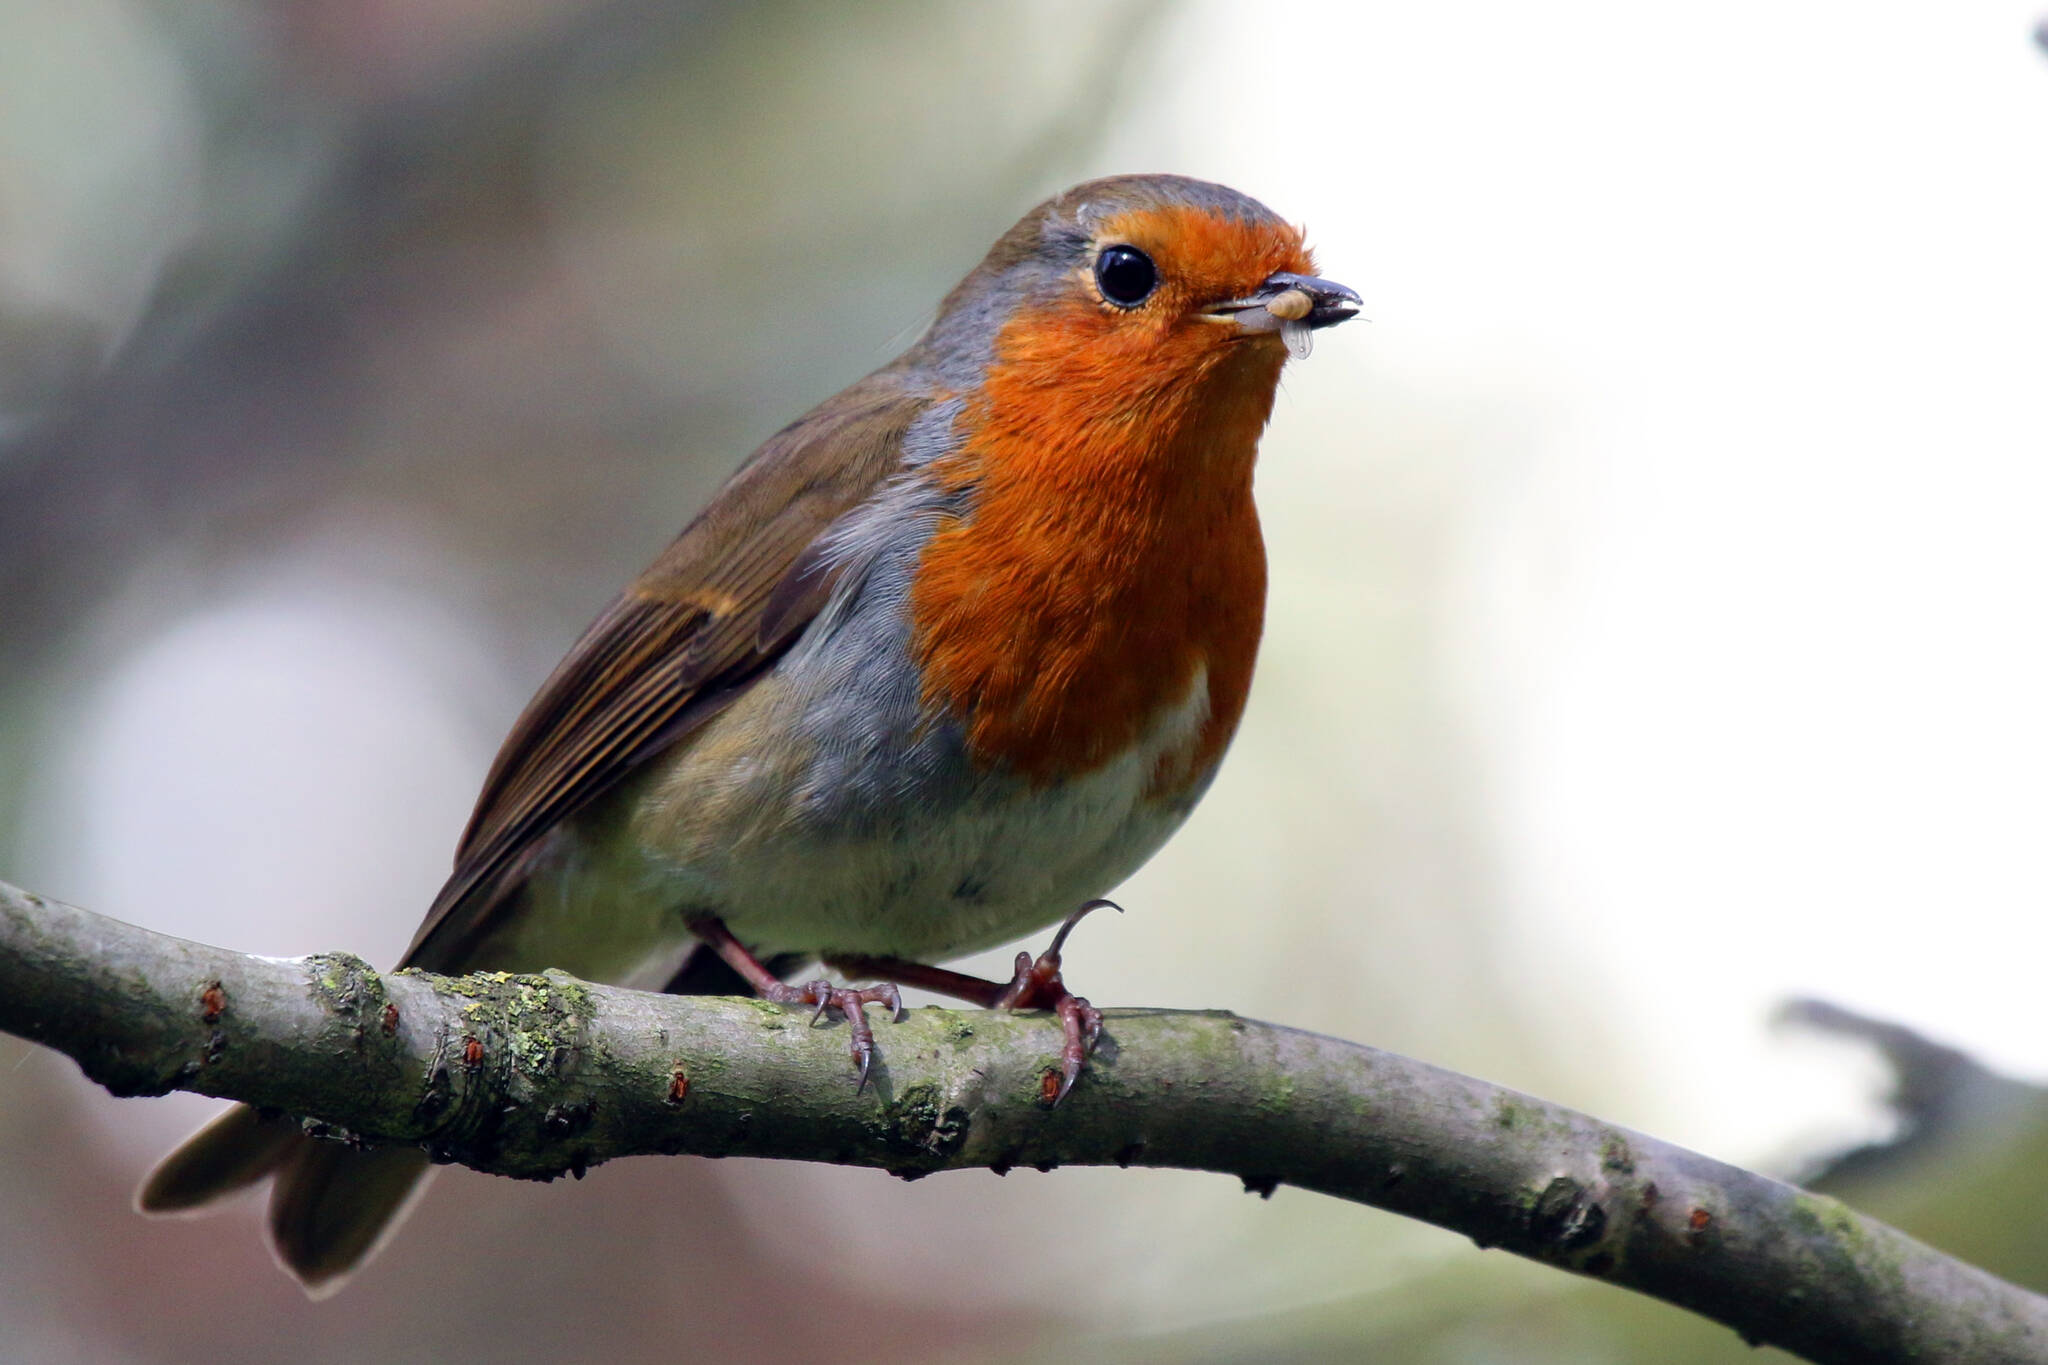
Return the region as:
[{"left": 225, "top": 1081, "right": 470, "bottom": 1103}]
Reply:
[
  {"left": 1248, "top": 271, "right": 1363, "bottom": 329},
  {"left": 1205, "top": 272, "right": 1363, "bottom": 349}
]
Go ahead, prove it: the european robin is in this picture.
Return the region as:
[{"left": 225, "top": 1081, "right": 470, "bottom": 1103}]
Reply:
[{"left": 136, "top": 173, "right": 1360, "bottom": 1293}]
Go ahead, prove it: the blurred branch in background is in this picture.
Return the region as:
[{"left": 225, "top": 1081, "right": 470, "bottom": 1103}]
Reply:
[{"left": 6, "top": 877, "right": 2046, "bottom": 1365}]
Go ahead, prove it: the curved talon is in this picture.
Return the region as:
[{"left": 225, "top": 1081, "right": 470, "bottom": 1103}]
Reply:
[
  {"left": 1052, "top": 994, "right": 1103, "bottom": 1104},
  {"left": 1048, "top": 898, "right": 1122, "bottom": 958},
  {"left": 852, "top": 1026, "right": 876, "bottom": 1093},
  {"left": 847, "top": 984, "right": 902, "bottom": 1092},
  {"left": 999, "top": 899, "right": 1123, "bottom": 1011}
]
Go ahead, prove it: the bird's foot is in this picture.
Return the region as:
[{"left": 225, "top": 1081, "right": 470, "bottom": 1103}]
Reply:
[
  {"left": 688, "top": 916, "right": 904, "bottom": 1090},
  {"left": 761, "top": 978, "right": 904, "bottom": 1090},
  {"left": 991, "top": 899, "right": 1117, "bottom": 1102},
  {"left": 827, "top": 897, "right": 1119, "bottom": 1104}
]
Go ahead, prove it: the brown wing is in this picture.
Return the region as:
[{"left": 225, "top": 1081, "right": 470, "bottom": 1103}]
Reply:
[{"left": 402, "top": 375, "right": 930, "bottom": 969}]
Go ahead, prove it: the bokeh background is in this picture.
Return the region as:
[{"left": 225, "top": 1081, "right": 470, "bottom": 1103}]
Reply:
[{"left": 3, "top": 1, "right": 2046, "bottom": 1361}]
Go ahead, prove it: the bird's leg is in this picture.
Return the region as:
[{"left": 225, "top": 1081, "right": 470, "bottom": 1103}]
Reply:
[
  {"left": 826, "top": 899, "right": 1117, "bottom": 1103},
  {"left": 686, "top": 916, "right": 903, "bottom": 1090}
]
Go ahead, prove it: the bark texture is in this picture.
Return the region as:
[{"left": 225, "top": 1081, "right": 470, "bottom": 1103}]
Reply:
[{"left": 3, "top": 878, "right": 2044, "bottom": 1364}]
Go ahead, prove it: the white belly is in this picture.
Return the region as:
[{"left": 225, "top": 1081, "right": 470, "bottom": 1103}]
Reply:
[
  {"left": 630, "top": 661, "right": 1213, "bottom": 962},
  {"left": 500, "top": 663, "right": 1214, "bottom": 982}
]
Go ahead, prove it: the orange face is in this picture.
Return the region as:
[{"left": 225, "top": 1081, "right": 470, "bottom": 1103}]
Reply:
[
  {"left": 981, "top": 203, "right": 1319, "bottom": 439},
  {"left": 1078, "top": 200, "right": 1318, "bottom": 350}
]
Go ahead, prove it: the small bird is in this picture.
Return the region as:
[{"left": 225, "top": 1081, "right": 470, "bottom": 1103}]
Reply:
[{"left": 136, "top": 173, "right": 1359, "bottom": 1293}]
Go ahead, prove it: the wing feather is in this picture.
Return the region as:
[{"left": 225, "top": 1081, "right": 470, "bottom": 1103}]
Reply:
[{"left": 403, "top": 376, "right": 931, "bottom": 968}]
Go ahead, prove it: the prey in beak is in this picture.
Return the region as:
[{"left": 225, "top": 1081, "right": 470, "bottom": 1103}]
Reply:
[{"left": 1207, "top": 271, "right": 1363, "bottom": 359}]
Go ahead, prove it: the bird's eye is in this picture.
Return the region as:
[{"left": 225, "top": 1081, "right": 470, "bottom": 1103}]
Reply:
[{"left": 1094, "top": 245, "right": 1157, "bottom": 307}]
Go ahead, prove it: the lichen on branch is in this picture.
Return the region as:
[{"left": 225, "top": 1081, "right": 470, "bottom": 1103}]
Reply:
[{"left": 2, "top": 877, "right": 2044, "bottom": 1365}]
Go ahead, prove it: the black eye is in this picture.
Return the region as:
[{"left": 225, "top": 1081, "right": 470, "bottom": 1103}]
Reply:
[{"left": 1094, "top": 245, "right": 1157, "bottom": 307}]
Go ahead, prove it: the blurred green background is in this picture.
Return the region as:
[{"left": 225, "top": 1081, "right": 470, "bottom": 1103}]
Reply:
[{"left": 2, "top": 1, "right": 2045, "bottom": 1360}]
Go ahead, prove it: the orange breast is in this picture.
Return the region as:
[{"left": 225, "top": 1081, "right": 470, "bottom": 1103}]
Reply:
[{"left": 907, "top": 296, "right": 1285, "bottom": 791}]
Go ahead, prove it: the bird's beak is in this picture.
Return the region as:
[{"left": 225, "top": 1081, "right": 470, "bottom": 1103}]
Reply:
[{"left": 1205, "top": 272, "right": 1363, "bottom": 359}]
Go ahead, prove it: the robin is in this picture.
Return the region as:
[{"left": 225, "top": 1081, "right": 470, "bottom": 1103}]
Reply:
[{"left": 136, "top": 173, "right": 1360, "bottom": 1293}]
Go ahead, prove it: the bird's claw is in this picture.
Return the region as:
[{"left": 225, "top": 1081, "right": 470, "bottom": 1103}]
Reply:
[
  {"left": 996, "top": 900, "right": 1118, "bottom": 1104},
  {"left": 996, "top": 897, "right": 1119, "bottom": 1013},
  {"left": 769, "top": 979, "right": 903, "bottom": 1091},
  {"left": 1052, "top": 994, "right": 1103, "bottom": 1104}
]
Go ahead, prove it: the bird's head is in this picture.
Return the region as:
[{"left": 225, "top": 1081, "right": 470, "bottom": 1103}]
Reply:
[{"left": 909, "top": 174, "right": 1359, "bottom": 436}]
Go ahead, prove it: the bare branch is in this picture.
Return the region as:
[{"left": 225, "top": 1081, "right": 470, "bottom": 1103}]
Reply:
[{"left": 3, "top": 877, "right": 2044, "bottom": 1364}]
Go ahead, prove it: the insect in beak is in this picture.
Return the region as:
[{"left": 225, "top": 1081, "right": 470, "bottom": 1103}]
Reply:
[{"left": 1206, "top": 271, "right": 1363, "bottom": 359}]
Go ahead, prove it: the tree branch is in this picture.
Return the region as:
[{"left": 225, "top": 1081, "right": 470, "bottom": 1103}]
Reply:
[{"left": 3, "top": 877, "right": 2043, "bottom": 1364}]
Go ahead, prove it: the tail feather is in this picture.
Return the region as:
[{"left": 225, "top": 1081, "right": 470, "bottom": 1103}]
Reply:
[
  {"left": 136, "top": 941, "right": 787, "bottom": 1293},
  {"left": 268, "top": 1141, "right": 435, "bottom": 1299},
  {"left": 137, "top": 1103, "right": 434, "bottom": 1297},
  {"left": 135, "top": 1104, "right": 300, "bottom": 1214}
]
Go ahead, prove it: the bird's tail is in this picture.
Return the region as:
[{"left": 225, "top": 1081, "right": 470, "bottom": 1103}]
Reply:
[
  {"left": 134, "top": 942, "right": 791, "bottom": 1295},
  {"left": 136, "top": 1104, "right": 434, "bottom": 1299}
]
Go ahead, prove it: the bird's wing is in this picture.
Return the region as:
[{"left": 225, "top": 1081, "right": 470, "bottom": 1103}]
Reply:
[{"left": 402, "top": 376, "right": 932, "bottom": 969}]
